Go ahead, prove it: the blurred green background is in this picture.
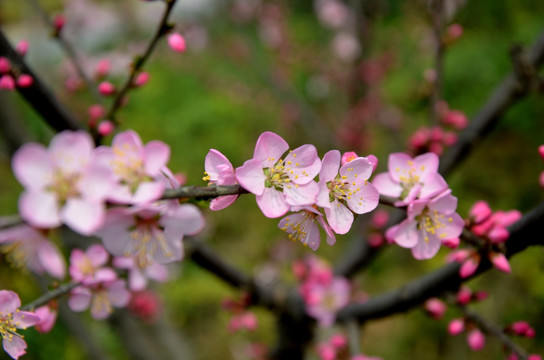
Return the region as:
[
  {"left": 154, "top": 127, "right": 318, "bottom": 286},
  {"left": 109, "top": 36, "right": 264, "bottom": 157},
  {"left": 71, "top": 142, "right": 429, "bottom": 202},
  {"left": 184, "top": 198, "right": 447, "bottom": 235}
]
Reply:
[{"left": 1, "top": 0, "right": 544, "bottom": 359}]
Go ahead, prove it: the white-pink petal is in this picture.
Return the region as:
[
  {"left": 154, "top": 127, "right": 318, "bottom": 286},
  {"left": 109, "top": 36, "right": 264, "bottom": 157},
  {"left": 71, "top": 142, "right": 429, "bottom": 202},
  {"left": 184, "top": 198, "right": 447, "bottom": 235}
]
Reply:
[
  {"left": 12, "top": 143, "right": 52, "bottom": 190},
  {"left": 37, "top": 241, "right": 66, "bottom": 279},
  {"left": 144, "top": 140, "right": 170, "bottom": 176},
  {"left": 372, "top": 173, "right": 402, "bottom": 198},
  {"left": 319, "top": 150, "right": 341, "bottom": 182},
  {"left": 61, "top": 198, "right": 105, "bottom": 235},
  {"left": 325, "top": 200, "right": 354, "bottom": 235},
  {"left": 283, "top": 181, "right": 319, "bottom": 207},
  {"left": 256, "top": 187, "right": 289, "bottom": 218},
  {"left": 19, "top": 190, "right": 60, "bottom": 229},
  {"left": 253, "top": 131, "right": 289, "bottom": 166},
  {"left": 210, "top": 195, "right": 238, "bottom": 211},
  {"left": 236, "top": 159, "right": 266, "bottom": 195}
]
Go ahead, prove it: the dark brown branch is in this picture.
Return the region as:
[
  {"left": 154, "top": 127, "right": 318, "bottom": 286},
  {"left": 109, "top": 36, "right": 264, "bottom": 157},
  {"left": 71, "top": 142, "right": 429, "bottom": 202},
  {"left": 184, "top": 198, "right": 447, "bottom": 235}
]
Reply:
[
  {"left": 336, "top": 201, "right": 544, "bottom": 324},
  {"left": 104, "top": 0, "right": 177, "bottom": 125},
  {"left": 0, "top": 28, "right": 83, "bottom": 132},
  {"left": 21, "top": 282, "right": 78, "bottom": 311},
  {"left": 439, "top": 29, "right": 544, "bottom": 176},
  {"left": 161, "top": 184, "right": 249, "bottom": 200}
]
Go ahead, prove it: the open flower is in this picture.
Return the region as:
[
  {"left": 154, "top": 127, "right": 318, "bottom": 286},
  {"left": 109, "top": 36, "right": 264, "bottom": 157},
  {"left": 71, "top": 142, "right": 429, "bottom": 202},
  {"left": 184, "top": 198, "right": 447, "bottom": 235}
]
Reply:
[
  {"left": 236, "top": 132, "right": 321, "bottom": 218},
  {"left": 372, "top": 152, "right": 448, "bottom": 206},
  {"left": 68, "top": 279, "right": 130, "bottom": 320},
  {"left": 278, "top": 205, "right": 335, "bottom": 250},
  {"left": 316, "top": 150, "right": 380, "bottom": 234},
  {"left": 0, "top": 290, "right": 40, "bottom": 359},
  {"left": 12, "top": 131, "right": 114, "bottom": 235},
  {"left": 95, "top": 130, "right": 170, "bottom": 204},
  {"left": 386, "top": 190, "right": 464, "bottom": 259},
  {"left": 203, "top": 149, "right": 239, "bottom": 210}
]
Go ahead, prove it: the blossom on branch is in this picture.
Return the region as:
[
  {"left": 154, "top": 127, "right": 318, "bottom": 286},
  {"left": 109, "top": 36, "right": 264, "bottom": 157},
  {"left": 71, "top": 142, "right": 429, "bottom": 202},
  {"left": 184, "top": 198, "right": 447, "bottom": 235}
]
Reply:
[
  {"left": 236, "top": 131, "right": 321, "bottom": 218},
  {"left": 0, "top": 290, "right": 40, "bottom": 360},
  {"left": 204, "top": 149, "right": 239, "bottom": 210},
  {"left": 278, "top": 205, "right": 335, "bottom": 250}
]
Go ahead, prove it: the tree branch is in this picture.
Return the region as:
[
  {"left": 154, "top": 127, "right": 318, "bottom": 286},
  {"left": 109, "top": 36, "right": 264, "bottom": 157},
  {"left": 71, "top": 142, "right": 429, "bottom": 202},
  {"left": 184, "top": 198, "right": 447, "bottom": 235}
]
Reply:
[
  {"left": 0, "top": 28, "right": 83, "bottom": 132},
  {"left": 21, "top": 282, "right": 78, "bottom": 311}
]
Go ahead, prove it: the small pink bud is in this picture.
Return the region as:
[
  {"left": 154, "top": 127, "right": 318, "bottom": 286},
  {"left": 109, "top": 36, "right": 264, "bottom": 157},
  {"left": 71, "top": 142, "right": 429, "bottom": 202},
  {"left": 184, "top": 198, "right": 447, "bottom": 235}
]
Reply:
[
  {"left": 424, "top": 298, "right": 447, "bottom": 320},
  {"left": 526, "top": 328, "right": 536, "bottom": 338},
  {"left": 168, "top": 32, "right": 186, "bottom": 53},
  {"left": 98, "top": 81, "right": 116, "bottom": 96},
  {"left": 88, "top": 104, "right": 106, "bottom": 119},
  {"left": 456, "top": 286, "right": 472, "bottom": 306},
  {"left": 95, "top": 59, "right": 111, "bottom": 78},
  {"left": 292, "top": 260, "right": 307, "bottom": 280},
  {"left": 469, "top": 201, "right": 492, "bottom": 225},
  {"left": 0, "top": 75, "right": 15, "bottom": 90},
  {"left": 443, "top": 110, "right": 468, "bottom": 129},
  {"left": 97, "top": 120, "right": 114, "bottom": 136},
  {"left": 539, "top": 145, "right": 544, "bottom": 161},
  {"left": 53, "top": 14, "right": 65, "bottom": 32},
  {"left": 240, "top": 312, "right": 258, "bottom": 331},
  {"left": 317, "top": 344, "right": 336, "bottom": 360},
  {"left": 368, "top": 233, "right": 384, "bottom": 248},
  {"left": 448, "top": 318, "right": 465, "bottom": 335},
  {"left": 430, "top": 126, "right": 444, "bottom": 142},
  {"left": 371, "top": 209, "right": 389, "bottom": 229},
  {"left": 330, "top": 334, "right": 347, "bottom": 348},
  {"left": 0, "top": 57, "right": 10, "bottom": 73},
  {"left": 528, "top": 355, "right": 541, "bottom": 360},
  {"left": 174, "top": 172, "right": 187, "bottom": 186},
  {"left": 134, "top": 72, "right": 150, "bottom": 87},
  {"left": 65, "top": 76, "right": 82, "bottom": 92},
  {"left": 510, "top": 321, "right": 531, "bottom": 336},
  {"left": 508, "top": 354, "right": 519, "bottom": 360},
  {"left": 35, "top": 305, "right": 57, "bottom": 333},
  {"left": 473, "top": 291, "right": 488, "bottom": 302},
  {"left": 447, "top": 249, "right": 470, "bottom": 263},
  {"left": 467, "top": 329, "right": 485, "bottom": 351},
  {"left": 16, "top": 40, "right": 29, "bottom": 56},
  {"left": 488, "top": 226, "right": 509, "bottom": 243},
  {"left": 409, "top": 129, "right": 430, "bottom": 149},
  {"left": 341, "top": 151, "right": 358, "bottom": 166},
  {"left": 366, "top": 154, "right": 378, "bottom": 172},
  {"left": 447, "top": 24, "right": 464, "bottom": 40},
  {"left": 16, "top": 74, "right": 33, "bottom": 88},
  {"left": 489, "top": 252, "right": 511, "bottom": 273},
  {"left": 428, "top": 141, "right": 444, "bottom": 156},
  {"left": 442, "top": 237, "right": 460, "bottom": 248},
  {"left": 459, "top": 256, "right": 480, "bottom": 279}
]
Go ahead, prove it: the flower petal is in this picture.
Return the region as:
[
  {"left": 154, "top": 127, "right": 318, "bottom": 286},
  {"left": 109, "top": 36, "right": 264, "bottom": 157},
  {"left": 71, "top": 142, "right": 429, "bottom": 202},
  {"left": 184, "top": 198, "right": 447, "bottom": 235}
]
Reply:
[
  {"left": 210, "top": 195, "right": 238, "bottom": 211},
  {"left": 235, "top": 159, "right": 266, "bottom": 195},
  {"left": 325, "top": 200, "right": 354, "bottom": 234},
  {"left": 61, "top": 198, "right": 105, "bottom": 235},
  {"left": 372, "top": 173, "right": 402, "bottom": 198},
  {"left": 346, "top": 182, "right": 380, "bottom": 214},
  {"left": 319, "top": 150, "right": 341, "bottom": 182},
  {"left": 144, "top": 140, "right": 170, "bottom": 176},
  {"left": 253, "top": 131, "right": 289, "bottom": 166},
  {"left": 37, "top": 241, "right": 66, "bottom": 279},
  {"left": 19, "top": 190, "right": 60, "bottom": 229},
  {"left": 3, "top": 335, "right": 27, "bottom": 359},
  {"left": 0, "top": 290, "right": 20, "bottom": 313},
  {"left": 12, "top": 143, "right": 52, "bottom": 190},
  {"left": 256, "top": 188, "right": 289, "bottom": 218},
  {"left": 283, "top": 181, "right": 319, "bottom": 206}
]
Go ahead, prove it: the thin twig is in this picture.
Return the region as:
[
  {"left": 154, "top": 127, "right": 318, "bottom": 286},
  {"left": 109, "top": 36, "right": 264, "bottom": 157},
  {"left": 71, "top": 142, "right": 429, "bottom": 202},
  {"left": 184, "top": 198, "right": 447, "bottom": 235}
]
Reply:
[
  {"left": 21, "top": 282, "right": 78, "bottom": 311},
  {"left": 104, "top": 0, "right": 178, "bottom": 125}
]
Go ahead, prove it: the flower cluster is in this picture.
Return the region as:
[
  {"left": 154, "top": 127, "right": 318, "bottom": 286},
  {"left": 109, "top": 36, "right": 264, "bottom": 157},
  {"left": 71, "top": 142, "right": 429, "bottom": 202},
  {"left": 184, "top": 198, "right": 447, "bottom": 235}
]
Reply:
[
  {"left": 205, "top": 131, "right": 380, "bottom": 250},
  {"left": 373, "top": 152, "right": 464, "bottom": 259}
]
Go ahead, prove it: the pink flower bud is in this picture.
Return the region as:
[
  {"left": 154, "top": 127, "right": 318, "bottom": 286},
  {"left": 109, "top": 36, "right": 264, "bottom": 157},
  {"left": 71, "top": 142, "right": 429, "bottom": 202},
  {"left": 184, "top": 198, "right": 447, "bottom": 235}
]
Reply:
[
  {"left": 98, "top": 81, "right": 116, "bottom": 96},
  {"left": 97, "top": 120, "right": 114, "bottom": 136},
  {"left": 467, "top": 329, "right": 485, "bottom": 351},
  {"left": 443, "top": 110, "right": 468, "bottom": 129},
  {"left": 448, "top": 318, "right": 465, "bottom": 335},
  {"left": 240, "top": 312, "right": 258, "bottom": 331},
  {"left": 341, "top": 151, "right": 358, "bottom": 165},
  {"left": 16, "top": 39, "right": 29, "bottom": 56},
  {"left": 510, "top": 321, "right": 531, "bottom": 336},
  {"left": 0, "top": 75, "right": 15, "bottom": 90},
  {"left": 88, "top": 104, "right": 106, "bottom": 119},
  {"left": 95, "top": 59, "right": 111, "bottom": 78},
  {"left": 424, "top": 298, "right": 447, "bottom": 319},
  {"left": 330, "top": 334, "right": 347, "bottom": 348},
  {"left": 459, "top": 256, "right": 480, "bottom": 279},
  {"left": 134, "top": 72, "right": 150, "bottom": 87},
  {"left": 368, "top": 233, "right": 384, "bottom": 248},
  {"left": 65, "top": 76, "right": 82, "bottom": 92},
  {"left": 488, "top": 226, "right": 509, "bottom": 243},
  {"left": 423, "top": 68, "right": 437, "bottom": 83},
  {"left": 473, "top": 291, "right": 488, "bottom": 302},
  {"left": 469, "top": 201, "right": 492, "bottom": 225},
  {"left": 447, "top": 249, "right": 470, "bottom": 263},
  {"left": 428, "top": 141, "right": 444, "bottom": 156},
  {"left": 442, "top": 237, "right": 460, "bottom": 248},
  {"left": 539, "top": 145, "right": 544, "bottom": 161},
  {"left": 371, "top": 209, "right": 389, "bottom": 229},
  {"left": 35, "top": 305, "right": 57, "bottom": 333},
  {"left": 430, "top": 126, "right": 444, "bottom": 142},
  {"left": 526, "top": 328, "right": 536, "bottom": 338},
  {"left": 317, "top": 344, "right": 336, "bottom": 360},
  {"left": 53, "top": 14, "right": 65, "bottom": 32},
  {"left": 456, "top": 286, "right": 472, "bottom": 306},
  {"left": 528, "top": 355, "right": 541, "bottom": 360},
  {"left": 16, "top": 74, "right": 33, "bottom": 88},
  {"left": 489, "top": 252, "right": 511, "bottom": 273},
  {"left": 409, "top": 128, "right": 430, "bottom": 149},
  {"left": 0, "top": 57, "right": 10, "bottom": 73},
  {"left": 168, "top": 32, "right": 187, "bottom": 53},
  {"left": 442, "top": 131, "right": 458, "bottom": 146},
  {"left": 447, "top": 24, "right": 464, "bottom": 40},
  {"left": 292, "top": 260, "right": 307, "bottom": 280},
  {"left": 128, "top": 290, "right": 162, "bottom": 323}
]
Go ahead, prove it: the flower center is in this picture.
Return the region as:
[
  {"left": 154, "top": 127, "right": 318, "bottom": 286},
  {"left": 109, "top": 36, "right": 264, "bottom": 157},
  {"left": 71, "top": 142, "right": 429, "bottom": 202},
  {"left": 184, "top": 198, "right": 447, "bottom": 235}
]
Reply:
[
  {"left": 92, "top": 290, "right": 113, "bottom": 317},
  {"left": 1, "top": 242, "right": 29, "bottom": 271},
  {"left": 111, "top": 145, "right": 151, "bottom": 193},
  {"left": 263, "top": 158, "right": 292, "bottom": 190},
  {"left": 128, "top": 216, "right": 172, "bottom": 268},
  {"left": 280, "top": 211, "right": 317, "bottom": 246},
  {"left": 416, "top": 208, "right": 449, "bottom": 243},
  {"left": 0, "top": 311, "right": 21, "bottom": 344}
]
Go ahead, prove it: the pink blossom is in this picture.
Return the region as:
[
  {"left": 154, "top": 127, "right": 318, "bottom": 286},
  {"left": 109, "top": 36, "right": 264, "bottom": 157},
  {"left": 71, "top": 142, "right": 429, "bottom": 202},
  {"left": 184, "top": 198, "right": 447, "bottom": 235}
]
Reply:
[
  {"left": 113, "top": 256, "right": 168, "bottom": 291},
  {"left": 98, "top": 81, "right": 115, "bottom": 96},
  {"left": 97, "top": 120, "right": 114, "bottom": 136},
  {"left": 88, "top": 104, "right": 106, "bottom": 120},
  {"left": 442, "top": 237, "right": 460, "bottom": 248},
  {"left": 204, "top": 149, "right": 239, "bottom": 210},
  {"left": 228, "top": 311, "right": 258, "bottom": 332},
  {"left": 316, "top": 150, "right": 379, "bottom": 234},
  {"left": 12, "top": 131, "right": 114, "bottom": 235},
  {"left": 443, "top": 110, "right": 468, "bottom": 129},
  {"left": 329, "top": 334, "right": 347, "bottom": 348},
  {"left": 315, "top": 0, "right": 349, "bottom": 29},
  {"left": 96, "top": 202, "right": 204, "bottom": 267},
  {"left": 386, "top": 190, "right": 464, "bottom": 259},
  {"left": 0, "top": 290, "right": 40, "bottom": 360},
  {"left": 467, "top": 329, "right": 485, "bottom": 351},
  {"left": 0, "top": 224, "right": 65, "bottom": 279},
  {"left": 16, "top": 75, "right": 33, "bottom": 88},
  {"left": 236, "top": 132, "right": 321, "bottom": 218},
  {"left": 366, "top": 154, "right": 378, "bottom": 172},
  {"left": 34, "top": 305, "right": 57, "bottom": 333},
  {"left": 95, "top": 59, "right": 111, "bottom": 78},
  {"left": 371, "top": 209, "right": 389, "bottom": 229},
  {"left": 448, "top": 318, "right": 465, "bottom": 335},
  {"left": 469, "top": 201, "right": 492, "bottom": 224},
  {"left": 69, "top": 244, "right": 115, "bottom": 286},
  {"left": 168, "top": 32, "right": 186, "bottom": 53},
  {"left": 424, "top": 298, "right": 447, "bottom": 319},
  {"left": 341, "top": 151, "right": 358, "bottom": 166},
  {"left": 456, "top": 286, "right": 473, "bottom": 305},
  {"left": 68, "top": 279, "right": 131, "bottom": 320},
  {"left": 53, "top": 14, "right": 65, "bottom": 32},
  {"left": 305, "top": 276, "right": 350, "bottom": 326},
  {"left": 0, "top": 75, "right": 15, "bottom": 91},
  {"left": 447, "top": 24, "right": 464, "bottom": 40},
  {"left": 373, "top": 152, "right": 448, "bottom": 206},
  {"left": 95, "top": 130, "right": 171, "bottom": 204},
  {"left": 278, "top": 205, "right": 335, "bottom": 250}
]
